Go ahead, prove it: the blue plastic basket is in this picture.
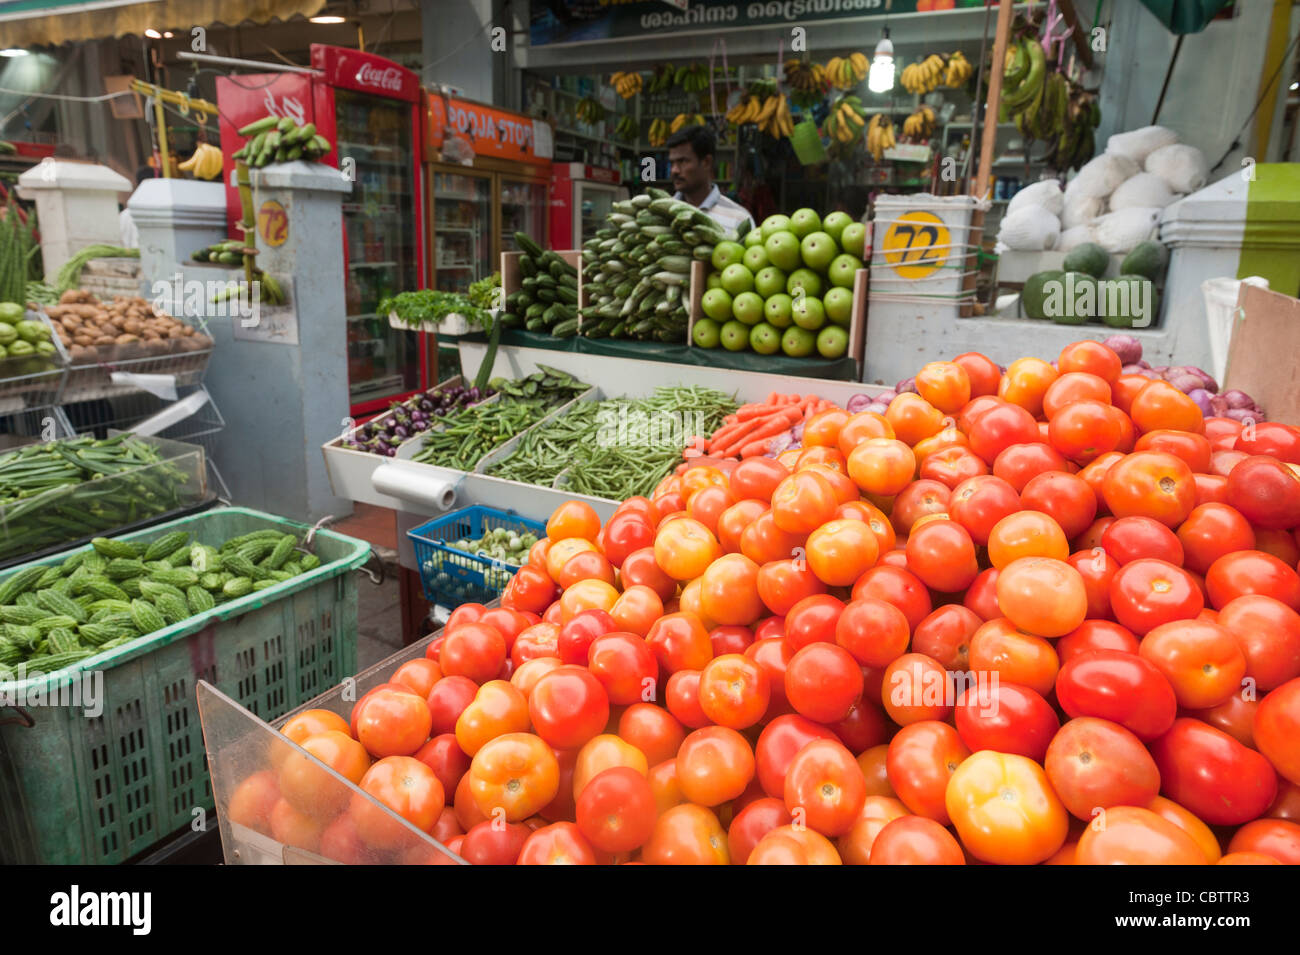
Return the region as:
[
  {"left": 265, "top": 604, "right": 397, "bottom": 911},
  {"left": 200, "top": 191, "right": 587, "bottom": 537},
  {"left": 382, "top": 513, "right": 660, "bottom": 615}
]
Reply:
[{"left": 408, "top": 506, "right": 547, "bottom": 609}]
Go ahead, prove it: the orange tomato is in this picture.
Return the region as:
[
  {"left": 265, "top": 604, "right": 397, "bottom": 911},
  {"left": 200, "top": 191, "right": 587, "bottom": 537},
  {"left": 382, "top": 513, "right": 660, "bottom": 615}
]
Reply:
[
  {"left": 270, "top": 797, "right": 323, "bottom": 853},
  {"left": 886, "top": 393, "right": 947, "bottom": 446},
  {"left": 987, "top": 510, "right": 1070, "bottom": 567},
  {"left": 699, "top": 553, "right": 764, "bottom": 626},
  {"left": 1075, "top": 806, "right": 1209, "bottom": 864},
  {"left": 913, "top": 426, "right": 970, "bottom": 462},
  {"left": 681, "top": 465, "right": 728, "bottom": 499},
  {"left": 837, "top": 795, "right": 910, "bottom": 865},
  {"left": 717, "top": 499, "right": 768, "bottom": 554},
  {"left": 510, "top": 656, "right": 564, "bottom": 698},
  {"left": 770, "top": 469, "right": 839, "bottom": 534},
  {"left": 618, "top": 704, "right": 686, "bottom": 766},
  {"left": 558, "top": 578, "right": 620, "bottom": 623},
  {"left": 685, "top": 485, "right": 734, "bottom": 536},
  {"left": 881, "top": 653, "right": 953, "bottom": 726},
  {"left": 803, "top": 409, "right": 850, "bottom": 447},
  {"left": 556, "top": 551, "right": 616, "bottom": 590},
  {"left": 1130, "top": 380, "right": 1205, "bottom": 435},
  {"left": 838, "top": 411, "right": 895, "bottom": 457},
  {"left": 467, "top": 732, "right": 559, "bottom": 822},
  {"left": 654, "top": 517, "right": 722, "bottom": 581},
  {"left": 545, "top": 537, "right": 598, "bottom": 582},
  {"left": 573, "top": 733, "right": 648, "bottom": 801},
  {"left": 967, "top": 618, "right": 1059, "bottom": 697},
  {"left": 1102, "top": 450, "right": 1197, "bottom": 528},
  {"left": 739, "top": 509, "right": 807, "bottom": 565},
  {"left": 698, "top": 653, "right": 770, "bottom": 729},
  {"left": 995, "top": 557, "right": 1089, "bottom": 637},
  {"left": 805, "top": 464, "right": 859, "bottom": 503},
  {"left": 999, "top": 357, "right": 1058, "bottom": 417},
  {"left": 946, "top": 751, "right": 1068, "bottom": 864},
  {"left": 805, "top": 519, "right": 880, "bottom": 587},
  {"left": 647, "top": 759, "right": 685, "bottom": 815},
  {"left": 454, "top": 680, "right": 530, "bottom": 757},
  {"left": 646, "top": 610, "right": 714, "bottom": 673},
  {"left": 953, "top": 352, "right": 1002, "bottom": 397},
  {"left": 1146, "top": 795, "right": 1222, "bottom": 863},
  {"left": 275, "top": 708, "right": 352, "bottom": 770},
  {"left": 1058, "top": 339, "right": 1121, "bottom": 383},
  {"left": 915, "top": 361, "right": 971, "bottom": 415},
  {"left": 278, "top": 730, "right": 371, "bottom": 820},
  {"left": 857, "top": 744, "right": 896, "bottom": 797},
  {"left": 350, "top": 756, "right": 446, "bottom": 851},
  {"left": 848, "top": 438, "right": 917, "bottom": 497},
  {"left": 868, "top": 816, "right": 965, "bottom": 864},
  {"left": 675, "top": 725, "right": 755, "bottom": 806},
  {"left": 609, "top": 584, "right": 664, "bottom": 637},
  {"left": 641, "top": 804, "right": 729, "bottom": 864},
  {"left": 748, "top": 825, "right": 843, "bottom": 864},
  {"left": 228, "top": 770, "right": 280, "bottom": 837},
  {"left": 547, "top": 500, "right": 602, "bottom": 542},
  {"left": 1042, "top": 372, "right": 1112, "bottom": 419}
]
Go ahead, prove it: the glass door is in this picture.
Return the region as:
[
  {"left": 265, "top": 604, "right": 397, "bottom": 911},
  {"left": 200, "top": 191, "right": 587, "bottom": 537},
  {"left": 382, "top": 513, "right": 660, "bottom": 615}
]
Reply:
[
  {"left": 578, "top": 182, "right": 619, "bottom": 244},
  {"left": 432, "top": 169, "right": 492, "bottom": 293},
  {"left": 499, "top": 177, "right": 547, "bottom": 256},
  {"left": 336, "top": 88, "right": 420, "bottom": 411}
]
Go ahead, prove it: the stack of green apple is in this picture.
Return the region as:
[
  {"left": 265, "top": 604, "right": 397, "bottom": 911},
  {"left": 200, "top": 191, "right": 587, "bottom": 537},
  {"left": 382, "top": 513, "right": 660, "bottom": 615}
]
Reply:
[
  {"left": 693, "top": 209, "right": 866, "bottom": 360},
  {"left": 0, "top": 303, "right": 60, "bottom": 378}
]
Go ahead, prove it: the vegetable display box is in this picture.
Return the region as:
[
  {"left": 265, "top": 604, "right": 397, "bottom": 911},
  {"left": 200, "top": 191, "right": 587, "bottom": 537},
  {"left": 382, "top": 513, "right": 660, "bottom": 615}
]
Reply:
[
  {"left": 0, "top": 434, "right": 209, "bottom": 564},
  {"left": 408, "top": 505, "right": 546, "bottom": 610},
  {"left": 197, "top": 625, "right": 465, "bottom": 864},
  {"left": 0, "top": 507, "right": 369, "bottom": 864},
  {"left": 0, "top": 308, "right": 66, "bottom": 412}
]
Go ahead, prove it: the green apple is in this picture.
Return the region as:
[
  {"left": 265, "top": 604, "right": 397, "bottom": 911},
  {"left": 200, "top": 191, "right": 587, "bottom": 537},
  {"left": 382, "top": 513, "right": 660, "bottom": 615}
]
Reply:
[
  {"left": 764, "top": 293, "right": 794, "bottom": 328},
  {"left": 706, "top": 270, "right": 723, "bottom": 290},
  {"left": 828, "top": 253, "right": 864, "bottom": 289},
  {"left": 816, "top": 324, "right": 849, "bottom": 359},
  {"left": 701, "top": 287, "right": 734, "bottom": 321},
  {"left": 823, "top": 286, "right": 854, "bottom": 326},
  {"left": 791, "top": 295, "right": 826, "bottom": 331},
  {"left": 822, "top": 211, "right": 852, "bottom": 245},
  {"left": 754, "top": 266, "right": 787, "bottom": 299},
  {"left": 742, "top": 244, "right": 770, "bottom": 273},
  {"left": 841, "top": 221, "right": 867, "bottom": 258},
  {"left": 760, "top": 214, "right": 791, "bottom": 240},
  {"left": 764, "top": 231, "right": 801, "bottom": 272},
  {"left": 787, "top": 268, "right": 823, "bottom": 299},
  {"left": 711, "top": 241, "right": 745, "bottom": 272},
  {"left": 788, "top": 208, "right": 822, "bottom": 240},
  {"left": 744, "top": 228, "right": 765, "bottom": 248},
  {"left": 799, "top": 231, "right": 838, "bottom": 272},
  {"left": 720, "top": 319, "right": 750, "bottom": 352},
  {"left": 749, "top": 322, "right": 782, "bottom": 355},
  {"left": 692, "top": 317, "right": 722, "bottom": 348},
  {"left": 720, "top": 263, "right": 755, "bottom": 296},
  {"left": 781, "top": 325, "right": 816, "bottom": 358},
  {"left": 732, "top": 291, "right": 764, "bottom": 325}
]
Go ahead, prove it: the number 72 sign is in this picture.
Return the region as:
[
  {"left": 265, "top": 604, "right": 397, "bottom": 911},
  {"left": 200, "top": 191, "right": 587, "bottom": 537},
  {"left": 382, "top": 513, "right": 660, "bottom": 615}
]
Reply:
[
  {"left": 881, "top": 211, "right": 952, "bottom": 279},
  {"left": 258, "top": 200, "right": 289, "bottom": 247}
]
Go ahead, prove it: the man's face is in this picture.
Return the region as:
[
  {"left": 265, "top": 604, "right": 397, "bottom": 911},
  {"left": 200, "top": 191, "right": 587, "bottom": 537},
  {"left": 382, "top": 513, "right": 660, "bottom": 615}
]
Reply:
[{"left": 668, "top": 143, "right": 712, "bottom": 195}]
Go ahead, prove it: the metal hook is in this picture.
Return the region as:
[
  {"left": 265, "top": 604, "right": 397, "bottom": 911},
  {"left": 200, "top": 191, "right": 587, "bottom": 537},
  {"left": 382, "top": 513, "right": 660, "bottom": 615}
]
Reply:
[{"left": 305, "top": 515, "right": 334, "bottom": 547}]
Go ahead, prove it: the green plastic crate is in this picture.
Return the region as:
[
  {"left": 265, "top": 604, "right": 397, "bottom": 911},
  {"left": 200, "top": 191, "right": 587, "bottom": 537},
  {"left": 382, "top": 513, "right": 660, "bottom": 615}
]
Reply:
[{"left": 0, "top": 506, "right": 370, "bottom": 864}]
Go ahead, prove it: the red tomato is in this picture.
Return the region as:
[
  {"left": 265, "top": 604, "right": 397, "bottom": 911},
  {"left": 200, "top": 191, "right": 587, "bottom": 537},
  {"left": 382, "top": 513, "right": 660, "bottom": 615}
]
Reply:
[
  {"left": 686, "top": 485, "right": 734, "bottom": 537},
  {"left": 1177, "top": 503, "right": 1256, "bottom": 574},
  {"left": 888, "top": 479, "right": 951, "bottom": 536},
  {"left": 516, "top": 822, "right": 599, "bottom": 865},
  {"left": 727, "top": 797, "right": 793, "bottom": 865},
  {"left": 904, "top": 519, "right": 978, "bottom": 593},
  {"left": 1227, "top": 819, "right": 1300, "bottom": 865},
  {"left": 868, "top": 816, "right": 965, "bottom": 865},
  {"left": 716, "top": 499, "right": 768, "bottom": 554},
  {"left": 954, "top": 681, "right": 1059, "bottom": 762},
  {"left": 728, "top": 456, "right": 791, "bottom": 503},
  {"left": 1205, "top": 549, "right": 1300, "bottom": 611},
  {"left": 584, "top": 631, "right": 658, "bottom": 706},
  {"left": 445, "top": 603, "right": 487, "bottom": 632},
  {"left": 881, "top": 652, "right": 951, "bottom": 726},
  {"left": 355, "top": 687, "right": 433, "bottom": 759},
  {"left": 1216, "top": 595, "right": 1300, "bottom": 692},
  {"left": 1192, "top": 473, "right": 1230, "bottom": 506},
  {"left": 527, "top": 666, "right": 609, "bottom": 750},
  {"left": 1043, "top": 372, "right": 1112, "bottom": 419},
  {"left": 664, "top": 669, "right": 709, "bottom": 729},
  {"left": 756, "top": 558, "right": 827, "bottom": 616},
  {"left": 459, "top": 819, "right": 532, "bottom": 864},
  {"left": 1045, "top": 716, "right": 1161, "bottom": 820},
  {"left": 963, "top": 567, "right": 1002, "bottom": 621},
  {"left": 968, "top": 402, "right": 1041, "bottom": 465},
  {"left": 1225, "top": 455, "right": 1300, "bottom": 529},
  {"left": 832, "top": 698, "right": 890, "bottom": 754},
  {"left": 1234, "top": 421, "right": 1300, "bottom": 462},
  {"left": 1101, "top": 515, "right": 1184, "bottom": 565},
  {"left": 783, "top": 738, "right": 867, "bottom": 837},
  {"left": 852, "top": 565, "right": 933, "bottom": 632},
  {"left": 675, "top": 726, "right": 755, "bottom": 807},
  {"left": 739, "top": 510, "right": 808, "bottom": 565},
  {"left": 1075, "top": 806, "right": 1208, "bottom": 865},
  {"left": 1059, "top": 340, "right": 1121, "bottom": 383},
  {"left": 783, "top": 593, "right": 846, "bottom": 652},
  {"left": 575, "top": 766, "right": 657, "bottom": 854},
  {"left": 645, "top": 611, "right": 713, "bottom": 673},
  {"left": 709, "top": 624, "right": 755, "bottom": 657},
  {"left": 426, "top": 676, "right": 478, "bottom": 737},
  {"left": 1108, "top": 558, "right": 1203, "bottom": 636},
  {"left": 1102, "top": 451, "right": 1197, "bottom": 528},
  {"left": 1020, "top": 471, "right": 1097, "bottom": 542},
  {"left": 919, "top": 445, "right": 988, "bottom": 489},
  {"left": 1150, "top": 718, "right": 1278, "bottom": 825},
  {"left": 414, "top": 733, "right": 471, "bottom": 797},
  {"left": 1066, "top": 548, "right": 1119, "bottom": 620},
  {"left": 1135, "top": 429, "right": 1213, "bottom": 473},
  {"left": 745, "top": 637, "right": 795, "bottom": 719},
  {"left": 620, "top": 547, "right": 677, "bottom": 602},
  {"left": 835, "top": 597, "right": 912, "bottom": 669},
  {"left": 510, "top": 622, "right": 560, "bottom": 667},
  {"left": 949, "top": 474, "right": 1022, "bottom": 546},
  {"left": 1057, "top": 620, "right": 1139, "bottom": 663},
  {"left": 770, "top": 470, "right": 839, "bottom": 534},
  {"left": 1190, "top": 692, "right": 1258, "bottom": 749},
  {"left": 785, "top": 643, "right": 863, "bottom": 723},
  {"left": 753, "top": 714, "right": 840, "bottom": 798},
  {"left": 555, "top": 609, "right": 616, "bottom": 666},
  {"left": 1056, "top": 649, "right": 1178, "bottom": 740},
  {"left": 1255, "top": 677, "right": 1300, "bottom": 785},
  {"left": 911, "top": 605, "right": 980, "bottom": 671},
  {"left": 953, "top": 352, "right": 1001, "bottom": 397},
  {"left": 698, "top": 653, "right": 770, "bottom": 729},
  {"left": 617, "top": 703, "right": 685, "bottom": 767},
  {"left": 885, "top": 721, "right": 970, "bottom": 825},
  {"left": 440, "top": 623, "right": 508, "bottom": 684},
  {"left": 994, "top": 442, "right": 1070, "bottom": 492}
]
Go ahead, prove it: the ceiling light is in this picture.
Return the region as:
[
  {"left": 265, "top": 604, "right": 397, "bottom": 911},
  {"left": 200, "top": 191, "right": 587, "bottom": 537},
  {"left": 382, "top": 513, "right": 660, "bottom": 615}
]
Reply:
[
  {"left": 163, "top": 31, "right": 174, "bottom": 38},
  {"left": 0, "top": 49, "right": 30, "bottom": 57},
  {"left": 145, "top": 29, "right": 162, "bottom": 38},
  {"left": 310, "top": 15, "right": 346, "bottom": 23},
  {"left": 1291, "top": 81, "right": 1299, "bottom": 91},
  {"left": 868, "top": 30, "right": 895, "bottom": 93}
]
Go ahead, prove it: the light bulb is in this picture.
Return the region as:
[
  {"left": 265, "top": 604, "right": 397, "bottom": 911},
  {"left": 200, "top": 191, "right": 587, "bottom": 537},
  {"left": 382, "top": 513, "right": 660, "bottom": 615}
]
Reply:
[
  {"left": 0, "top": 49, "right": 30, "bottom": 57},
  {"left": 145, "top": 29, "right": 162, "bottom": 38},
  {"left": 869, "top": 34, "right": 895, "bottom": 93}
]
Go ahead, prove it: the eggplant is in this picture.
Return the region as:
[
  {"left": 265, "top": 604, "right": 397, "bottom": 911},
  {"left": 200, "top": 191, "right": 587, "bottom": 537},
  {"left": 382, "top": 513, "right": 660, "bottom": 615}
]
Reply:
[{"left": 393, "top": 425, "right": 409, "bottom": 440}]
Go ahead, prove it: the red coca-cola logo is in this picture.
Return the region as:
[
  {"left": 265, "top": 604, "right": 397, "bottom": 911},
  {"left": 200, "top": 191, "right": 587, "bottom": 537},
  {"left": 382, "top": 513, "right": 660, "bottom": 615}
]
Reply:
[{"left": 355, "top": 63, "right": 404, "bottom": 92}]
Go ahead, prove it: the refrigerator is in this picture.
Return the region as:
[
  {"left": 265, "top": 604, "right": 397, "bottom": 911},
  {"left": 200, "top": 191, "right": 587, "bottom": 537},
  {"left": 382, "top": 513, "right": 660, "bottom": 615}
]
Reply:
[
  {"left": 215, "top": 45, "right": 426, "bottom": 417},
  {"left": 423, "top": 92, "right": 552, "bottom": 294},
  {"left": 549, "top": 163, "right": 628, "bottom": 250}
]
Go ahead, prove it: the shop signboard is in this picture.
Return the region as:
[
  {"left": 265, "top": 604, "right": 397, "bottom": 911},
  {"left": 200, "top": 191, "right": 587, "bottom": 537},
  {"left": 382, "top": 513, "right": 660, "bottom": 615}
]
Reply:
[
  {"left": 424, "top": 95, "right": 553, "bottom": 166},
  {"left": 528, "top": 0, "right": 980, "bottom": 46}
]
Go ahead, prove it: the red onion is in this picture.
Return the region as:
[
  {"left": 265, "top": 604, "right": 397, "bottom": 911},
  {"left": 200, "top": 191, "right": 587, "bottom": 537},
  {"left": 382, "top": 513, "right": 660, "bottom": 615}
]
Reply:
[
  {"left": 1223, "top": 407, "right": 1257, "bottom": 423},
  {"left": 1121, "top": 363, "right": 1143, "bottom": 375},
  {"left": 1209, "top": 396, "right": 1230, "bottom": 416},
  {"left": 1186, "top": 388, "right": 1213, "bottom": 415},
  {"left": 1102, "top": 334, "right": 1142, "bottom": 365},
  {"left": 897, "top": 377, "right": 917, "bottom": 394},
  {"left": 1168, "top": 373, "right": 1204, "bottom": 394},
  {"left": 865, "top": 402, "right": 890, "bottom": 416},
  {"left": 876, "top": 390, "right": 898, "bottom": 403},
  {"left": 768, "top": 431, "right": 796, "bottom": 455},
  {"left": 1221, "top": 389, "right": 1254, "bottom": 410},
  {"left": 1137, "top": 359, "right": 1151, "bottom": 369},
  {"left": 845, "top": 394, "right": 874, "bottom": 413},
  {"left": 1191, "top": 368, "right": 1219, "bottom": 393}
]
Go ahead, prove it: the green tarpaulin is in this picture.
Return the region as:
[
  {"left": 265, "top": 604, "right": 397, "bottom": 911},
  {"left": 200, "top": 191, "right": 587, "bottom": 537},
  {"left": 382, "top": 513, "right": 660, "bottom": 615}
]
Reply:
[{"left": 1137, "top": 0, "right": 1234, "bottom": 34}]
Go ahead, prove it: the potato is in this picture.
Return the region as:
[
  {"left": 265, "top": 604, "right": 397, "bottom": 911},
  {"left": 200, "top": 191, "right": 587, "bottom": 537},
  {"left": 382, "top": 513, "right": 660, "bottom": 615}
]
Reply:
[
  {"left": 122, "top": 318, "right": 142, "bottom": 335},
  {"left": 181, "top": 325, "right": 195, "bottom": 337},
  {"left": 93, "top": 334, "right": 116, "bottom": 346},
  {"left": 114, "top": 333, "right": 139, "bottom": 344},
  {"left": 73, "top": 333, "right": 94, "bottom": 346},
  {"left": 167, "top": 326, "right": 186, "bottom": 339},
  {"left": 59, "top": 290, "right": 81, "bottom": 305}
]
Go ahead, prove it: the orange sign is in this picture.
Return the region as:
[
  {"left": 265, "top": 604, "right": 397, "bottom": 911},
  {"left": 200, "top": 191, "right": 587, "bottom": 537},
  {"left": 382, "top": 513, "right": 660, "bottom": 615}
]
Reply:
[
  {"left": 424, "top": 93, "right": 550, "bottom": 166},
  {"left": 258, "top": 200, "right": 289, "bottom": 247}
]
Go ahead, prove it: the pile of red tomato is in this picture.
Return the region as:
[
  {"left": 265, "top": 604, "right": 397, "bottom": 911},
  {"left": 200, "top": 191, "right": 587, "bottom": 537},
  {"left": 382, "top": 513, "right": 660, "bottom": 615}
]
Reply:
[{"left": 231, "top": 339, "right": 1300, "bottom": 864}]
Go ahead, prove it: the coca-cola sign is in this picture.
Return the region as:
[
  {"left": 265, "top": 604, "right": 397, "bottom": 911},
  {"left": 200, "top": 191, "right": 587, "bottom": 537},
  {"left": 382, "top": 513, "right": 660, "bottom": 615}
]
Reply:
[{"left": 355, "top": 63, "right": 404, "bottom": 93}]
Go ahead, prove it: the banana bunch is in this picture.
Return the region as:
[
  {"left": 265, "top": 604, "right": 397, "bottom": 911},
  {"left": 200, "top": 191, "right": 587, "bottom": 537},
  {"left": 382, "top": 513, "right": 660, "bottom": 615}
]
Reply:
[
  {"left": 725, "top": 96, "right": 762, "bottom": 126},
  {"left": 615, "top": 114, "right": 638, "bottom": 141},
  {"left": 900, "top": 54, "right": 947, "bottom": 94},
  {"left": 209, "top": 268, "right": 286, "bottom": 307},
  {"left": 610, "top": 71, "right": 643, "bottom": 99},
  {"left": 823, "top": 94, "right": 866, "bottom": 144},
  {"left": 648, "top": 118, "right": 669, "bottom": 147},
  {"left": 191, "top": 238, "right": 254, "bottom": 265},
  {"left": 999, "top": 31, "right": 1099, "bottom": 172},
  {"left": 669, "top": 112, "right": 706, "bottom": 134},
  {"left": 673, "top": 63, "right": 710, "bottom": 93},
  {"left": 756, "top": 93, "right": 793, "bottom": 139},
  {"left": 782, "top": 59, "right": 828, "bottom": 95},
  {"left": 576, "top": 96, "right": 606, "bottom": 125},
  {"left": 866, "top": 113, "right": 896, "bottom": 161},
  {"left": 902, "top": 105, "right": 937, "bottom": 140},
  {"left": 233, "top": 114, "right": 331, "bottom": 167},
  {"left": 647, "top": 63, "right": 676, "bottom": 94},
  {"left": 178, "top": 143, "right": 223, "bottom": 180},
  {"left": 944, "top": 51, "right": 973, "bottom": 88},
  {"left": 826, "top": 53, "right": 868, "bottom": 90}
]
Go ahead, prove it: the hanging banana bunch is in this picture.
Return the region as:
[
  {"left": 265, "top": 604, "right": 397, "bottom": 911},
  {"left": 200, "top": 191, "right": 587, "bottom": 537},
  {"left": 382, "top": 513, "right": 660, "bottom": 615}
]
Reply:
[
  {"left": 610, "top": 71, "right": 643, "bottom": 99},
  {"left": 823, "top": 94, "right": 866, "bottom": 145},
  {"left": 825, "top": 53, "right": 868, "bottom": 91},
  {"left": 901, "top": 105, "right": 937, "bottom": 140},
  {"left": 866, "top": 113, "right": 896, "bottom": 161},
  {"left": 900, "top": 53, "right": 947, "bottom": 94},
  {"left": 668, "top": 112, "right": 707, "bottom": 135},
  {"left": 943, "top": 51, "right": 973, "bottom": 88},
  {"left": 648, "top": 118, "right": 669, "bottom": 147},
  {"left": 998, "top": 22, "right": 1099, "bottom": 172},
  {"left": 756, "top": 93, "right": 793, "bottom": 139},
  {"left": 576, "top": 96, "right": 606, "bottom": 124},
  {"left": 671, "top": 63, "right": 710, "bottom": 93},
  {"left": 646, "top": 63, "right": 676, "bottom": 94},
  {"left": 783, "top": 59, "right": 828, "bottom": 95},
  {"left": 614, "top": 114, "right": 639, "bottom": 141},
  {"left": 178, "top": 142, "right": 224, "bottom": 180}
]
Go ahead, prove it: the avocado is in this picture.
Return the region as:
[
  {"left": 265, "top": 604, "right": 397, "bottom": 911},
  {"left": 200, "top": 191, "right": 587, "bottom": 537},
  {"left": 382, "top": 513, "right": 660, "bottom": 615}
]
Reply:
[
  {"left": 1120, "top": 241, "right": 1167, "bottom": 282},
  {"left": 1100, "top": 275, "right": 1159, "bottom": 329},
  {"left": 1050, "top": 272, "right": 1098, "bottom": 325},
  {"left": 1021, "top": 270, "right": 1065, "bottom": 320},
  {"left": 1061, "top": 242, "right": 1110, "bottom": 279}
]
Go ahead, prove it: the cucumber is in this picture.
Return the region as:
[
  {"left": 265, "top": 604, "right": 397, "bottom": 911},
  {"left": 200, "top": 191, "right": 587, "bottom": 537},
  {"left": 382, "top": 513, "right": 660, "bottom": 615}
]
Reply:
[
  {"left": 514, "top": 231, "right": 544, "bottom": 258},
  {"left": 552, "top": 318, "right": 580, "bottom": 338}
]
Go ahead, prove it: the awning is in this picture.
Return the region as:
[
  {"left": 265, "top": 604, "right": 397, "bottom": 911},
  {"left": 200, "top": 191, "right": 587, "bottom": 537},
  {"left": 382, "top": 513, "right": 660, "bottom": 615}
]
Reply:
[
  {"left": 1136, "top": 0, "right": 1234, "bottom": 34},
  {"left": 0, "top": 0, "right": 326, "bottom": 48}
]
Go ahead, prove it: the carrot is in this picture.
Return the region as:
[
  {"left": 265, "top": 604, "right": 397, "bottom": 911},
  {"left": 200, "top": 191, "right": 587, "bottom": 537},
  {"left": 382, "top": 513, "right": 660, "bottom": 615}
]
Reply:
[
  {"left": 739, "top": 437, "right": 775, "bottom": 458},
  {"left": 707, "top": 419, "right": 759, "bottom": 452},
  {"left": 736, "top": 402, "right": 788, "bottom": 422},
  {"left": 715, "top": 408, "right": 801, "bottom": 456}
]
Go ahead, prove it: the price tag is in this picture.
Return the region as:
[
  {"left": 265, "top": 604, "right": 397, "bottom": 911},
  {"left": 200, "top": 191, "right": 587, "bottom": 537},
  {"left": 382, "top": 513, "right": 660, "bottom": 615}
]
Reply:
[
  {"left": 881, "top": 211, "right": 951, "bottom": 279},
  {"left": 258, "top": 200, "right": 289, "bottom": 247}
]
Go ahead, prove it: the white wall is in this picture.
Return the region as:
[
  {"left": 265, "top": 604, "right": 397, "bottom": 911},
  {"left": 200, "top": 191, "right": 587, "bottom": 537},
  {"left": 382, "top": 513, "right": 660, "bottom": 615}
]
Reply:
[{"left": 422, "top": 0, "right": 513, "bottom": 106}]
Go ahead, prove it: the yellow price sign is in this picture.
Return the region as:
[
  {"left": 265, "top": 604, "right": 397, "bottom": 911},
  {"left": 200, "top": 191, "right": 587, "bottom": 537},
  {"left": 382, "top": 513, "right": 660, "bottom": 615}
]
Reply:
[
  {"left": 258, "top": 200, "right": 289, "bottom": 248},
  {"left": 881, "top": 211, "right": 951, "bottom": 279}
]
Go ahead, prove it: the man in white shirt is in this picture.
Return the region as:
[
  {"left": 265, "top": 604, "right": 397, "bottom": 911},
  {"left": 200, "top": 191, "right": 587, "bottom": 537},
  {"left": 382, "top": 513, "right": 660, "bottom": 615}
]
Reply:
[{"left": 667, "top": 125, "right": 755, "bottom": 240}]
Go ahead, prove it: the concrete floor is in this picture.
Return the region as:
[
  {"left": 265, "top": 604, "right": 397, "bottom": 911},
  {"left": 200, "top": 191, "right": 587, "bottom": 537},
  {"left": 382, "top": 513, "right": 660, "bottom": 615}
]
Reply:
[{"left": 331, "top": 504, "right": 407, "bottom": 668}]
